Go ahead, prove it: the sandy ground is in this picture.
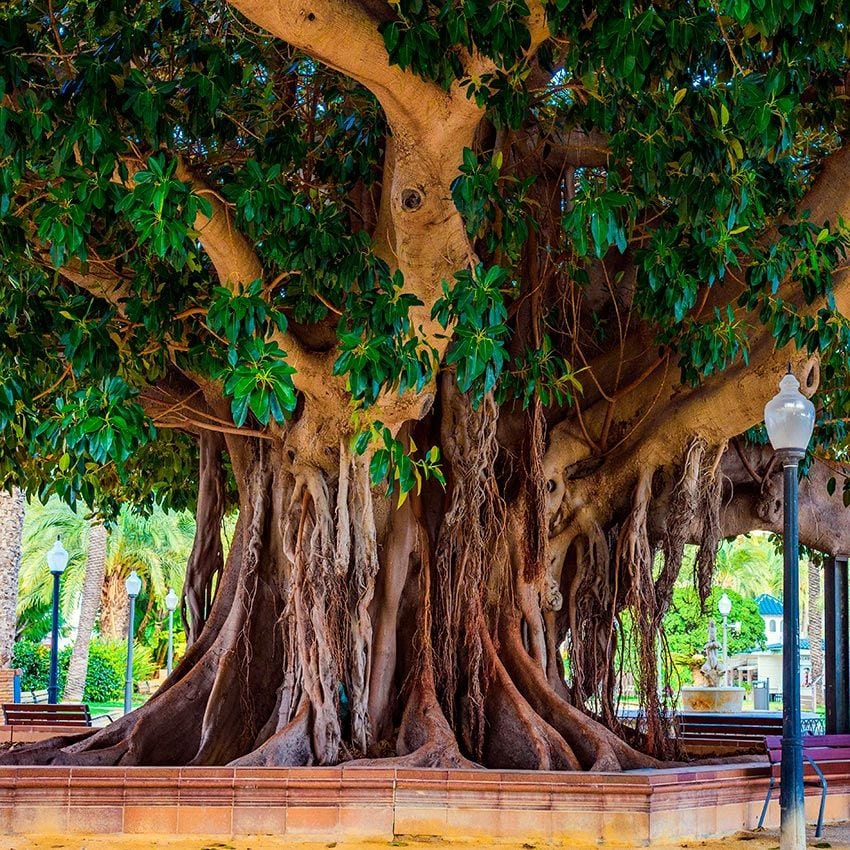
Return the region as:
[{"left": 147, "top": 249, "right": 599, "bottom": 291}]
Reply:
[{"left": 0, "top": 826, "right": 849, "bottom": 850}]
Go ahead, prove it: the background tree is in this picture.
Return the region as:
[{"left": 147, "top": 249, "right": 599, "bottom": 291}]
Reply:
[
  {"left": 1, "top": 0, "right": 850, "bottom": 770},
  {"left": 17, "top": 499, "right": 193, "bottom": 648},
  {"left": 663, "top": 587, "right": 766, "bottom": 684},
  {"left": 712, "top": 535, "right": 783, "bottom": 599},
  {"left": 0, "top": 488, "right": 25, "bottom": 667},
  {"left": 63, "top": 521, "right": 106, "bottom": 702}
]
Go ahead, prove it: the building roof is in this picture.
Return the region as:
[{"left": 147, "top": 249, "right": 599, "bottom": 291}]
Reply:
[
  {"left": 765, "top": 638, "right": 810, "bottom": 652},
  {"left": 756, "top": 593, "right": 784, "bottom": 616}
]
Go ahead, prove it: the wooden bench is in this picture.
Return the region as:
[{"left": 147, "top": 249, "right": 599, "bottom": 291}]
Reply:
[
  {"left": 677, "top": 712, "right": 785, "bottom": 748},
  {"left": 757, "top": 734, "right": 850, "bottom": 837},
  {"left": 22, "top": 690, "right": 48, "bottom": 704},
  {"left": 2, "top": 703, "right": 92, "bottom": 727}
]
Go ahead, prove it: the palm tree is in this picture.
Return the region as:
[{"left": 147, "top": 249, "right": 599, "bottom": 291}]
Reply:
[
  {"left": 98, "top": 509, "right": 194, "bottom": 639},
  {"left": 712, "top": 533, "right": 783, "bottom": 598},
  {"left": 63, "top": 521, "right": 107, "bottom": 702},
  {"left": 18, "top": 499, "right": 87, "bottom": 636},
  {"left": 807, "top": 555, "right": 823, "bottom": 699},
  {"left": 19, "top": 498, "right": 194, "bottom": 645},
  {"left": 0, "top": 488, "right": 25, "bottom": 667}
]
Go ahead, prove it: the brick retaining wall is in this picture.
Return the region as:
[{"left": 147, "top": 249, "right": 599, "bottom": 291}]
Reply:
[
  {"left": 0, "top": 758, "right": 846, "bottom": 844},
  {"left": 0, "top": 670, "right": 20, "bottom": 704}
]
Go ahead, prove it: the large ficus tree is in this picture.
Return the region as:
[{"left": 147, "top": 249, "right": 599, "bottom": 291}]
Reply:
[{"left": 1, "top": 0, "right": 850, "bottom": 770}]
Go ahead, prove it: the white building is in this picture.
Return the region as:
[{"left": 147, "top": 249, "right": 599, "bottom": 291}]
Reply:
[{"left": 728, "top": 594, "right": 813, "bottom": 698}]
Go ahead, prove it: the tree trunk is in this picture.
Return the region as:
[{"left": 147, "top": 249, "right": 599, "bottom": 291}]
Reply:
[
  {"left": 4, "top": 3, "right": 850, "bottom": 771},
  {"left": 3, "top": 381, "right": 850, "bottom": 771},
  {"left": 0, "top": 488, "right": 25, "bottom": 668},
  {"left": 99, "top": 572, "right": 128, "bottom": 641},
  {"left": 64, "top": 522, "right": 108, "bottom": 703},
  {"left": 808, "top": 557, "right": 823, "bottom": 700},
  {"left": 183, "top": 432, "right": 226, "bottom": 646}
]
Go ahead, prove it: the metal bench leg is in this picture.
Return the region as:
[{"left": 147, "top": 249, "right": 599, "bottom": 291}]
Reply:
[
  {"left": 804, "top": 755, "right": 828, "bottom": 838},
  {"left": 817, "top": 783, "right": 827, "bottom": 838},
  {"left": 758, "top": 776, "right": 775, "bottom": 831}
]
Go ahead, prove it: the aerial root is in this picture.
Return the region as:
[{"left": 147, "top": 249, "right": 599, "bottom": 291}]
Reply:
[
  {"left": 500, "top": 614, "right": 661, "bottom": 771},
  {"left": 478, "top": 625, "right": 580, "bottom": 771},
  {"left": 229, "top": 698, "right": 314, "bottom": 767}
]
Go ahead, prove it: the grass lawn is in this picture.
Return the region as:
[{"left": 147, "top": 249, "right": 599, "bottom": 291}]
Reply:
[{"left": 89, "top": 696, "right": 148, "bottom": 717}]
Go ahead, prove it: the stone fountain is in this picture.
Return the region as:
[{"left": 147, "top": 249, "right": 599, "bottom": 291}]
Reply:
[{"left": 680, "top": 618, "right": 745, "bottom": 712}]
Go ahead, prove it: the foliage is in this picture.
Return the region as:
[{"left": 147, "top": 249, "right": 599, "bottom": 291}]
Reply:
[
  {"left": 12, "top": 638, "right": 155, "bottom": 701},
  {"left": 665, "top": 586, "right": 766, "bottom": 665},
  {"left": 0, "top": 0, "right": 848, "bottom": 509},
  {"left": 712, "top": 534, "right": 784, "bottom": 598},
  {"left": 17, "top": 497, "right": 194, "bottom": 644}
]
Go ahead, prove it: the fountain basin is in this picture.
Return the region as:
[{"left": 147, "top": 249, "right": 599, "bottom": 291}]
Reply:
[{"left": 680, "top": 686, "right": 746, "bottom": 712}]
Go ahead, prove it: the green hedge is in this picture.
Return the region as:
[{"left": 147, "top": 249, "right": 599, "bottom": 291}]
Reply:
[{"left": 12, "top": 639, "right": 155, "bottom": 702}]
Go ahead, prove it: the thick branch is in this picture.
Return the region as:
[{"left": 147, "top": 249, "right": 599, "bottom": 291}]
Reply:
[
  {"left": 174, "top": 161, "right": 263, "bottom": 287},
  {"left": 225, "top": 0, "right": 465, "bottom": 141},
  {"left": 56, "top": 261, "right": 133, "bottom": 312},
  {"left": 546, "top": 146, "right": 850, "bottom": 521},
  {"left": 721, "top": 443, "right": 850, "bottom": 556}
]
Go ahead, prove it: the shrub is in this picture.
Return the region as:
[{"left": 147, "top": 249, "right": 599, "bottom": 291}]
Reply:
[
  {"left": 81, "top": 642, "right": 125, "bottom": 702},
  {"left": 12, "top": 638, "right": 157, "bottom": 702},
  {"left": 12, "top": 640, "right": 53, "bottom": 692}
]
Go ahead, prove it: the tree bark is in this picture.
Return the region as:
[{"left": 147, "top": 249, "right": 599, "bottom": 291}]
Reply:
[
  {"left": 99, "top": 572, "right": 128, "bottom": 642},
  {"left": 808, "top": 557, "right": 823, "bottom": 699},
  {"left": 183, "top": 432, "right": 226, "bottom": 645},
  {"left": 0, "top": 488, "right": 25, "bottom": 668},
  {"left": 5, "top": 0, "right": 850, "bottom": 773},
  {"left": 64, "top": 522, "right": 108, "bottom": 703}
]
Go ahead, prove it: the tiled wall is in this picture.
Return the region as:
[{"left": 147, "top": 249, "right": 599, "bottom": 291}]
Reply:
[
  {"left": 0, "top": 670, "right": 19, "bottom": 704},
  {"left": 0, "top": 759, "right": 846, "bottom": 844}
]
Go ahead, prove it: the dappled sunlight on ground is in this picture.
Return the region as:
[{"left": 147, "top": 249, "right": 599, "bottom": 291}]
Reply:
[{"left": 1, "top": 826, "right": 849, "bottom": 850}]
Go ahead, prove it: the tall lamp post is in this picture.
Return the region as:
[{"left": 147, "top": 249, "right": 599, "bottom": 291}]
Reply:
[
  {"left": 718, "top": 592, "right": 732, "bottom": 686},
  {"left": 164, "top": 588, "right": 178, "bottom": 676},
  {"left": 124, "top": 570, "right": 142, "bottom": 715},
  {"left": 764, "top": 368, "right": 815, "bottom": 850},
  {"left": 46, "top": 538, "right": 69, "bottom": 704}
]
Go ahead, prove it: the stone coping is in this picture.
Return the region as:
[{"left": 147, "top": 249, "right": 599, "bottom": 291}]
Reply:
[
  {"left": 0, "top": 759, "right": 847, "bottom": 845},
  {"left": 0, "top": 725, "right": 92, "bottom": 744}
]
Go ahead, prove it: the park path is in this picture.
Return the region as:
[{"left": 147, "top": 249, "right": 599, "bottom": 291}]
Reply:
[{"left": 2, "top": 825, "right": 850, "bottom": 850}]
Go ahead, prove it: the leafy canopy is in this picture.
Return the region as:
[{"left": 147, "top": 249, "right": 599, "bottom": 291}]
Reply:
[{"left": 0, "top": 0, "right": 848, "bottom": 510}]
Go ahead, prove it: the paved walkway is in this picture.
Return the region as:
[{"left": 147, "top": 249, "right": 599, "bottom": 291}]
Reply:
[{"left": 2, "top": 826, "right": 849, "bottom": 850}]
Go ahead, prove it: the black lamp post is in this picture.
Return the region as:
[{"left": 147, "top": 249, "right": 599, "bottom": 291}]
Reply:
[
  {"left": 46, "top": 537, "right": 69, "bottom": 704},
  {"left": 764, "top": 368, "right": 816, "bottom": 850},
  {"left": 124, "top": 570, "right": 142, "bottom": 714}
]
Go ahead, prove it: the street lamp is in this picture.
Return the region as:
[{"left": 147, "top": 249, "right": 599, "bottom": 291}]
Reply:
[
  {"left": 764, "top": 367, "right": 816, "bottom": 850},
  {"left": 164, "top": 588, "right": 178, "bottom": 676},
  {"left": 718, "top": 592, "right": 732, "bottom": 687},
  {"left": 124, "top": 570, "right": 142, "bottom": 715},
  {"left": 46, "top": 537, "right": 69, "bottom": 705}
]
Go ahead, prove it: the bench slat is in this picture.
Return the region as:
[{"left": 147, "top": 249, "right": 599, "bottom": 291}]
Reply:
[
  {"left": 678, "top": 713, "right": 784, "bottom": 744},
  {"left": 764, "top": 734, "right": 850, "bottom": 767},
  {"left": 766, "top": 734, "right": 850, "bottom": 747},
  {"left": 2, "top": 703, "right": 92, "bottom": 727}
]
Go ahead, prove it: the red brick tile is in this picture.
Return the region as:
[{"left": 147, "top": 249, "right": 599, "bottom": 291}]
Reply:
[
  {"left": 123, "top": 804, "right": 179, "bottom": 833},
  {"left": 284, "top": 804, "right": 340, "bottom": 835},
  {"left": 67, "top": 805, "right": 124, "bottom": 834},
  {"left": 338, "top": 803, "right": 394, "bottom": 838},
  {"left": 234, "top": 767, "right": 290, "bottom": 781},
  {"left": 396, "top": 767, "right": 448, "bottom": 782},
  {"left": 176, "top": 804, "right": 232, "bottom": 834},
  {"left": 11, "top": 805, "right": 68, "bottom": 834},
  {"left": 232, "top": 804, "right": 287, "bottom": 835},
  {"left": 393, "top": 804, "right": 448, "bottom": 835}
]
